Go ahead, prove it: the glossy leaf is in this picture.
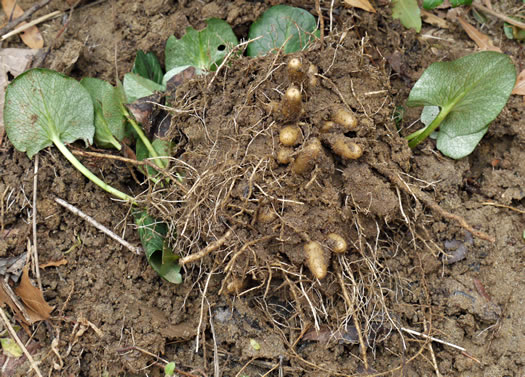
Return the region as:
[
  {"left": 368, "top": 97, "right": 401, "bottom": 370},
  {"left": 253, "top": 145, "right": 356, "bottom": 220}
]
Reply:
[
  {"left": 407, "top": 51, "right": 516, "bottom": 158},
  {"left": 423, "top": 0, "right": 443, "bottom": 10},
  {"left": 81, "top": 77, "right": 126, "bottom": 150},
  {"left": 132, "top": 50, "right": 164, "bottom": 85},
  {"left": 134, "top": 210, "right": 182, "bottom": 284},
  {"left": 165, "top": 19, "right": 238, "bottom": 72},
  {"left": 247, "top": 5, "right": 319, "bottom": 56},
  {"left": 392, "top": 0, "right": 421, "bottom": 32}
]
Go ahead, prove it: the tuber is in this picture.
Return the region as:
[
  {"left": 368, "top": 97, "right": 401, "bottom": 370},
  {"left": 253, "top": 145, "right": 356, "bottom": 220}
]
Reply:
[
  {"left": 320, "top": 121, "right": 336, "bottom": 133},
  {"left": 328, "top": 136, "right": 363, "bottom": 160},
  {"left": 332, "top": 108, "right": 358, "bottom": 131},
  {"left": 276, "top": 147, "right": 293, "bottom": 164},
  {"left": 287, "top": 58, "right": 304, "bottom": 83},
  {"left": 327, "top": 233, "right": 347, "bottom": 254},
  {"left": 292, "top": 137, "right": 322, "bottom": 174},
  {"left": 304, "top": 241, "right": 328, "bottom": 279},
  {"left": 281, "top": 86, "right": 302, "bottom": 121},
  {"left": 279, "top": 125, "right": 301, "bottom": 146},
  {"left": 307, "top": 64, "right": 319, "bottom": 87},
  {"left": 257, "top": 206, "right": 277, "bottom": 223}
]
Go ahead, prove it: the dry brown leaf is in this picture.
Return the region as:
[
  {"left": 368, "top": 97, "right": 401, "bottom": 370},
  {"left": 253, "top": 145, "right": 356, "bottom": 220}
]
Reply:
[
  {"left": 1, "top": 0, "right": 44, "bottom": 49},
  {"left": 457, "top": 16, "right": 501, "bottom": 52},
  {"left": 343, "top": 0, "right": 376, "bottom": 13},
  {"left": 512, "top": 69, "right": 525, "bottom": 95},
  {"left": 14, "top": 267, "right": 53, "bottom": 323},
  {"left": 40, "top": 259, "right": 68, "bottom": 269},
  {"left": 421, "top": 10, "right": 449, "bottom": 29}
]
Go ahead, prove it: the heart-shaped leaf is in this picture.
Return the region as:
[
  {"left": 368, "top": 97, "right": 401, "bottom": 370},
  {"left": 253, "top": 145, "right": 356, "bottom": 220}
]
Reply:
[
  {"left": 247, "top": 5, "right": 319, "bottom": 56},
  {"left": 165, "top": 18, "right": 238, "bottom": 72},
  {"left": 4, "top": 68, "right": 94, "bottom": 158},
  {"left": 81, "top": 77, "right": 126, "bottom": 150},
  {"left": 407, "top": 51, "right": 516, "bottom": 159}
]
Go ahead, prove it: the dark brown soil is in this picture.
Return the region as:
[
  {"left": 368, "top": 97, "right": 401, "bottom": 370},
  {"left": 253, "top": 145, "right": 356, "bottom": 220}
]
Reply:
[{"left": 1, "top": 1, "right": 524, "bottom": 376}]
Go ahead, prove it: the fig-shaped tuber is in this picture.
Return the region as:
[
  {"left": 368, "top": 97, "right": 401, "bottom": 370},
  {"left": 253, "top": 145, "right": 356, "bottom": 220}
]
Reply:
[
  {"left": 304, "top": 241, "right": 328, "bottom": 279},
  {"left": 287, "top": 58, "right": 304, "bottom": 83},
  {"left": 327, "top": 233, "right": 347, "bottom": 254},
  {"left": 332, "top": 108, "right": 358, "bottom": 131}
]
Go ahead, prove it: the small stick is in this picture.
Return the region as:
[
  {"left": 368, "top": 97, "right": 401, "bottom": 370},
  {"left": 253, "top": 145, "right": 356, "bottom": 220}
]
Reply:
[
  {"left": 54, "top": 197, "right": 142, "bottom": 255},
  {"left": 1, "top": 10, "right": 61, "bottom": 41},
  {"left": 32, "top": 155, "right": 43, "bottom": 291},
  {"left": 0, "top": 0, "right": 51, "bottom": 36},
  {"left": 0, "top": 307, "right": 44, "bottom": 377},
  {"left": 179, "top": 229, "right": 233, "bottom": 265},
  {"left": 472, "top": 3, "right": 525, "bottom": 30},
  {"left": 481, "top": 201, "right": 525, "bottom": 214},
  {"left": 400, "top": 327, "right": 471, "bottom": 354}
]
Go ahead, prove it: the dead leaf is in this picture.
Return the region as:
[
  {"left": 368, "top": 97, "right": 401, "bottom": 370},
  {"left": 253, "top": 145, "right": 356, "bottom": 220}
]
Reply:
[
  {"left": 343, "top": 0, "right": 376, "bottom": 13},
  {"left": 512, "top": 69, "right": 525, "bottom": 95},
  {"left": 0, "top": 48, "right": 38, "bottom": 147},
  {"left": 1, "top": 0, "right": 44, "bottom": 49},
  {"left": 40, "top": 259, "right": 68, "bottom": 269},
  {"left": 457, "top": 16, "right": 501, "bottom": 52},
  {"left": 421, "top": 10, "right": 449, "bottom": 29},
  {"left": 14, "top": 267, "right": 53, "bottom": 323}
]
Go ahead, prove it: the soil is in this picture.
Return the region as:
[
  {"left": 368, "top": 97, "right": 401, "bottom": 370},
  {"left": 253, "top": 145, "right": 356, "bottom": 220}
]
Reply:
[{"left": 1, "top": 1, "right": 524, "bottom": 376}]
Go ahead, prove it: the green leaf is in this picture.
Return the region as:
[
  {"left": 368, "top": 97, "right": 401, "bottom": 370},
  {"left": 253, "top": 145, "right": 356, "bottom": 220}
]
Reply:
[
  {"left": 134, "top": 210, "right": 182, "bottom": 284},
  {"left": 132, "top": 50, "right": 164, "bottom": 85},
  {"left": 165, "top": 18, "right": 238, "bottom": 72},
  {"left": 407, "top": 51, "right": 516, "bottom": 159},
  {"left": 392, "top": 0, "right": 422, "bottom": 32},
  {"left": 247, "top": 5, "right": 319, "bottom": 56},
  {"left": 123, "top": 73, "right": 166, "bottom": 103},
  {"left": 1, "top": 337, "right": 23, "bottom": 358},
  {"left": 81, "top": 78, "right": 126, "bottom": 150},
  {"left": 423, "top": 0, "right": 444, "bottom": 10},
  {"left": 450, "top": 0, "right": 472, "bottom": 7},
  {"left": 4, "top": 68, "right": 94, "bottom": 158},
  {"left": 136, "top": 138, "right": 172, "bottom": 176},
  {"left": 164, "top": 362, "right": 176, "bottom": 376}
]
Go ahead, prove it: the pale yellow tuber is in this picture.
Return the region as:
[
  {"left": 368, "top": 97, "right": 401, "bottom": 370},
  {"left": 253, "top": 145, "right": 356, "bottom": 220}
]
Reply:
[
  {"left": 292, "top": 138, "right": 322, "bottom": 174},
  {"left": 281, "top": 86, "right": 302, "bottom": 121},
  {"left": 279, "top": 125, "right": 301, "bottom": 146},
  {"left": 332, "top": 108, "right": 358, "bottom": 131},
  {"left": 327, "top": 233, "right": 347, "bottom": 254},
  {"left": 304, "top": 241, "right": 328, "bottom": 279},
  {"left": 287, "top": 58, "right": 304, "bottom": 83}
]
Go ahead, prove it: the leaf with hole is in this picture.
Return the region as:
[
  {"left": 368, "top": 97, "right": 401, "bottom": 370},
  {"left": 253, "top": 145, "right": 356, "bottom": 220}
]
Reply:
[
  {"left": 406, "top": 51, "right": 516, "bottom": 159},
  {"left": 3, "top": 68, "right": 135, "bottom": 202},
  {"left": 247, "top": 5, "right": 319, "bottom": 56},
  {"left": 134, "top": 210, "right": 182, "bottom": 284},
  {"left": 165, "top": 18, "right": 238, "bottom": 72},
  {"left": 81, "top": 77, "right": 126, "bottom": 150}
]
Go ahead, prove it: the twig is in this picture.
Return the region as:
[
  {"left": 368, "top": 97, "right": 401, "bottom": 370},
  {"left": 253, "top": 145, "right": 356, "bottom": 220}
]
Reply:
[
  {"left": 0, "top": 0, "right": 51, "bottom": 36},
  {"left": 32, "top": 155, "right": 42, "bottom": 291},
  {"left": 179, "top": 229, "right": 233, "bottom": 265},
  {"left": 0, "top": 307, "right": 43, "bottom": 377},
  {"left": 472, "top": 2, "right": 525, "bottom": 30},
  {"left": 400, "top": 327, "right": 468, "bottom": 353},
  {"left": 54, "top": 197, "right": 142, "bottom": 255},
  {"left": 1, "top": 10, "right": 61, "bottom": 41},
  {"left": 481, "top": 201, "right": 525, "bottom": 214}
]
